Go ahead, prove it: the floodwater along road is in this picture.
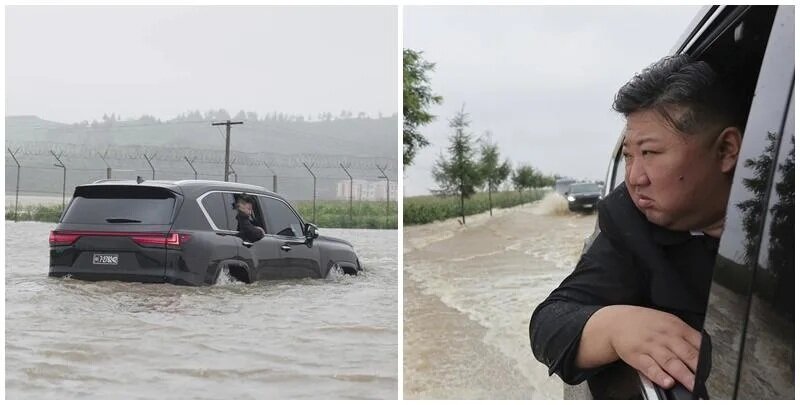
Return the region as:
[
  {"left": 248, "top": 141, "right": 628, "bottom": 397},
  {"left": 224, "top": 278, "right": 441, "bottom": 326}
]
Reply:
[
  {"left": 403, "top": 193, "right": 597, "bottom": 399},
  {"left": 6, "top": 222, "right": 397, "bottom": 399}
]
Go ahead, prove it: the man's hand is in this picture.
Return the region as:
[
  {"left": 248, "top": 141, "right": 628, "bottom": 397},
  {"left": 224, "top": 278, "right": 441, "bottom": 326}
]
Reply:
[{"left": 579, "top": 305, "right": 701, "bottom": 391}]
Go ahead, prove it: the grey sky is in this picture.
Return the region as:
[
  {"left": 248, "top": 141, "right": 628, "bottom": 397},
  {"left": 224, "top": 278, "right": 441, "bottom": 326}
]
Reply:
[
  {"left": 403, "top": 5, "right": 702, "bottom": 196},
  {"left": 6, "top": 6, "right": 397, "bottom": 123}
]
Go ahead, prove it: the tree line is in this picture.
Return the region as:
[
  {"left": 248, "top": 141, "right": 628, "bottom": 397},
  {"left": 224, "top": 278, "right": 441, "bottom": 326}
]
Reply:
[{"left": 403, "top": 48, "right": 556, "bottom": 224}]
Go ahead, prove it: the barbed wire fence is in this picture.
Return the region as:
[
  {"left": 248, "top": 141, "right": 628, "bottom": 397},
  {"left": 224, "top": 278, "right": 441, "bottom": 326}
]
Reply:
[{"left": 5, "top": 143, "right": 397, "bottom": 228}]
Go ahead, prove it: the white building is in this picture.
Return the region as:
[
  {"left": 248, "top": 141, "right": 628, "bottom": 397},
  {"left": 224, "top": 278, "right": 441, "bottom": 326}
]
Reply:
[{"left": 337, "top": 179, "right": 397, "bottom": 201}]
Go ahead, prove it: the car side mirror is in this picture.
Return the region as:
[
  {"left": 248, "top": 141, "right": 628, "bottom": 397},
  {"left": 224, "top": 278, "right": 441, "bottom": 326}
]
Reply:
[{"left": 304, "top": 223, "right": 319, "bottom": 240}]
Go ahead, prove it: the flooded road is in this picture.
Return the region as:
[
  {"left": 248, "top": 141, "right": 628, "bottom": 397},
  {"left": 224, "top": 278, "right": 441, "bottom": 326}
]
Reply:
[
  {"left": 403, "top": 193, "right": 596, "bottom": 399},
  {"left": 5, "top": 221, "right": 397, "bottom": 399}
]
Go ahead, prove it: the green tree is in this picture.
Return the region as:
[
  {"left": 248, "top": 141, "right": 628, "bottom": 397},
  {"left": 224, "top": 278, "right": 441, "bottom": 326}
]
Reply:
[
  {"left": 432, "top": 106, "right": 481, "bottom": 224},
  {"left": 479, "top": 132, "right": 511, "bottom": 216},
  {"left": 512, "top": 164, "right": 535, "bottom": 194},
  {"left": 403, "top": 49, "right": 443, "bottom": 166}
]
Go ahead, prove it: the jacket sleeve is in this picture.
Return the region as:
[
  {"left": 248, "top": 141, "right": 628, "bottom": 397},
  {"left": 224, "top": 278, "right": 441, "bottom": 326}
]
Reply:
[
  {"left": 529, "top": 200, "right": 645, "bottom": 385},
  {"left": 236, "top": 212, "right": 264, "bottom": 242}
]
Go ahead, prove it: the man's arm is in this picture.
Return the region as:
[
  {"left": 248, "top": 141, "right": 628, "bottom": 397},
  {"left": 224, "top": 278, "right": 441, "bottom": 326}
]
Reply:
[
  {"left": 236, "top": 212, "right": 265, "bottom": 242},
  {"left": 529, "top": 230, "right": 642, "bottom": 384}
]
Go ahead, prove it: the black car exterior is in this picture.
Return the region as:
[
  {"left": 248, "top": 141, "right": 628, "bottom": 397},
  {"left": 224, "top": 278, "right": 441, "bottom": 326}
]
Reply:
[
  {"left": 568, "top": 5, "right": 794, "bottom": 400},
  {"left": 565, "top": 182, "right": 602, "bottom": 212},
  {"left": 49, "top": 180, "right": 362, "bottom": 286}
]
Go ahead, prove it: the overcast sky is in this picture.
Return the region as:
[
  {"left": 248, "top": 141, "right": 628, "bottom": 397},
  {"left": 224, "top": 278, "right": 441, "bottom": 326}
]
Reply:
[
  {"left": 6, "top": 6, "right": 397, "bottom": 123},
  {"left": 403, "top": 5, "right": 702, "bottom": 196}
]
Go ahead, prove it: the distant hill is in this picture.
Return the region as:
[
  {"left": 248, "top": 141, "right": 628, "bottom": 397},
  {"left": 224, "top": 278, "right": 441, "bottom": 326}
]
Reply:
[{"left": 5, "top": 114, "right": 397, "bottom": 158}]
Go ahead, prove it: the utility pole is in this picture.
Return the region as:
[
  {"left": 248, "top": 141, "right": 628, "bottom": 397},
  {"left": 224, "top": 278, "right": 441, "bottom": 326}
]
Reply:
[{"left": 212, "top": 120, "right": 243, "bottom": 181}]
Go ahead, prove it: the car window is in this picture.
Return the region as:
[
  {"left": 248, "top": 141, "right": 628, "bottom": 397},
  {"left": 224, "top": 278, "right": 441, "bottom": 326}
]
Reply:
[
  {"left": 260, "top": 196, "right": 303, "bottom": 238},
  {"left": 222, "top": 192, "right": 239, "bottom": 231},
  {"left": 62, "top": 186, "right": 175, "bottom": 225},
  {"left": 697, "top": 6, "right": 791, "bottom": 399},
  {"left": 736, "top": 93, "right": 794, "bottom": 400},
  {"left": 199, "top": 192, "right": 228, "bottom": 230}
]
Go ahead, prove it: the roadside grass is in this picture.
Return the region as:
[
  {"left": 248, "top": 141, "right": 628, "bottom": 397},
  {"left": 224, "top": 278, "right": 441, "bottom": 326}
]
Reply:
[
  {"left": 5, "top": 200, "right": 398, "bottom": 230},
  {"left": 404, "top": 189, "right": 547, "bottom": 225}
]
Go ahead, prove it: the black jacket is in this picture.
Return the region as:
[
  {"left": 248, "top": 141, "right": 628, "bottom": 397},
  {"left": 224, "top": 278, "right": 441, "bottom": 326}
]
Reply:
[
  {"left": 529, "top": 184, "right": 719, "bottom": 384},
  {"left": 236, "top": 211, "right": 265, "bottom": 242}
]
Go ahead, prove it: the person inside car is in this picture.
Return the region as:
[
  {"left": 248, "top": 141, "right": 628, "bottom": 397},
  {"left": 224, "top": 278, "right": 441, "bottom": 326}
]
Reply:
[
  {"left": 529, "top": 55, "right": 746, "bottom": 393},
  {"left": 235, "top": 194, "right": 265, "bottom": 242}
]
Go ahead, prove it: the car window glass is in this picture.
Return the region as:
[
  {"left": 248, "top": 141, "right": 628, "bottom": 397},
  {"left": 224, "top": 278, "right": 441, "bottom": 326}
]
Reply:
[
  {"left": 222, "top": 192, "right": 239, "bottom": 231},
  {"left": 62, "top": 186, "right": 175, "bottom": 225},
  {"left": 736, "top": 94, "right": 794, "bottom": 400},
  {"left": 260, "top": 196, "right": 303, "bottom": 237},
  {"left": 697, "top": 6, "right": 789, "bottom": 399},
  {"left": 200, "top": 192, "right": 228, "bottom": 230}
]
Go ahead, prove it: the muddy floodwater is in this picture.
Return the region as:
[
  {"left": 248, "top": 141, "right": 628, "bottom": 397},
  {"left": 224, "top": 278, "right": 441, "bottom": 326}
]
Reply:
[
  {"left": 404, "top": 193, "right": 596, "bottom": 399},
  {"left": 5, "top": 221, "right": 397, "bottom": 399}
]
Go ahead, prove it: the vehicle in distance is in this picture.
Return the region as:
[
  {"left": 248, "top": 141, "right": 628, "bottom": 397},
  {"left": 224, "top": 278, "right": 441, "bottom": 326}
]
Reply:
[
  {"left": 49, "top": 179, "right": 362, "bottom": 286},
  {"left": 565, "top": 182, "right": 602, "bottom": 212}
]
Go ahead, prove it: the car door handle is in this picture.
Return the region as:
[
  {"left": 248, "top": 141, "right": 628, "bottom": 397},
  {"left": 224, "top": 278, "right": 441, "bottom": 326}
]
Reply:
[
  {"left": 281, "top": 244, "right": 292, "bottom": 252},
  {"left": 242, "top": 241, "right": 254, "bottom": 248}
]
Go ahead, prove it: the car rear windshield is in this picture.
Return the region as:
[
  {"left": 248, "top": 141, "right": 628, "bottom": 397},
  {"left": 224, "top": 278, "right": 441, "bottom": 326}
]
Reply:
[
  {"left": 61, "top": 186, "right": 177, "bottom": 225},
  {"left": 569, "top": 183, "right": 600, "bottom": 193}
]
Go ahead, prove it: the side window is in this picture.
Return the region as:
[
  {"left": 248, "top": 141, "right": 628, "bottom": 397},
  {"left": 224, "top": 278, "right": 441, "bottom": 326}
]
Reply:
[
  {"left": 736, "top": 94, "right": 794, "bottom": 399},
  {"left": 698, "top": 6, "right": 792, "bottom": 399},
  {"left": 260, "top": 196, "right": 303, "bottom": 237},
  {"left": 199, "top": 192, "right": 228, "bottom": 230},
  {"left": 222, "top": 192, "right": 239, "bottom": 231}
]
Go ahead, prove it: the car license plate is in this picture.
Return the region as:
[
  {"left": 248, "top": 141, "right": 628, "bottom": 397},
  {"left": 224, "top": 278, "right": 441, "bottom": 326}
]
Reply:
[
  {"left": 93, "top": 253, "right": 119, "bottom": 265},
  {"left": 583, "top": 204, "right": 594, "bottom": 208}
]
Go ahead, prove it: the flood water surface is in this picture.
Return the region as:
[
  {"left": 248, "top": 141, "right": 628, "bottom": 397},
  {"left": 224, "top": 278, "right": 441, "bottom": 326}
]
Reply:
[
  {"left": 6, "top": 221, "right": 397, "bottom": 399},
  {"left": 404, "top": 194, "right": 596, "bottom": 399}
]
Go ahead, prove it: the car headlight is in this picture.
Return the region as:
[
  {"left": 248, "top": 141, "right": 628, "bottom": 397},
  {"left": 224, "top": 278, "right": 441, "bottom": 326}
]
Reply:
[{"left": 567, "top": 195, "right": 575, "bottom": 202}]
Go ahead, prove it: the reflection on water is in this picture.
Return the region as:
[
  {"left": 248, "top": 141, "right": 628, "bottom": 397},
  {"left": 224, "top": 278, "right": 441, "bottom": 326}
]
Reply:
[{"left": 5, "top": 222, "right": 398, "bottom": 399}]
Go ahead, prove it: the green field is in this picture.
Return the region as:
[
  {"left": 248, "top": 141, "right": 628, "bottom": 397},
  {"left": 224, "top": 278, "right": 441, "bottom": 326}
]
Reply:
[
  {"left": 6, "top": 200, "right": 397, "bottom": 230},
  {"left": 404, "top": 190, "right": 546, "bottom": 225}
]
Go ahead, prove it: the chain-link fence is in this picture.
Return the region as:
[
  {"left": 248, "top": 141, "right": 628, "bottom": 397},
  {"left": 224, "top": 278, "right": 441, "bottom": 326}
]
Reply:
[{"left": 6, "top": 143, "right": 397, "bottom": 229}]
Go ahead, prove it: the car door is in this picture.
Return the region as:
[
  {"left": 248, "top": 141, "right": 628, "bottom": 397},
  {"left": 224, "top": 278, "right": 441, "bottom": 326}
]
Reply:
[
  {"left": 259, "top": 195, "right": 322, "bottom": 278},
  {"left": 694, "top": 6, "right": 794, "bottom": 399},
  {"left": 223, "top": 192, "right": 282, "bottom": 281}
]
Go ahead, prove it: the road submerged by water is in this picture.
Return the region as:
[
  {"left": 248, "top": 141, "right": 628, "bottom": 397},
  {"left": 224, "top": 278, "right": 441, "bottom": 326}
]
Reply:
[
  {"left": 5, "top": 221, "right": 397, "bottom": 399},
  {"left": 403, "top": 193, "right": 597, "bottom": 399}
]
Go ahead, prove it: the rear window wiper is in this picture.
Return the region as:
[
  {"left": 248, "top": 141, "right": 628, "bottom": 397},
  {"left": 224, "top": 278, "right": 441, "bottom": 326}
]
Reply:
[{"left": 105, "top": 218, "right": 142, "bottom": 223}]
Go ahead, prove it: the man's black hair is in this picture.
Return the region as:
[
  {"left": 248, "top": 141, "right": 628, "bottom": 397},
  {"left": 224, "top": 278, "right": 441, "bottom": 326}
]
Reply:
[{"left": 613, "top": 54, "right": 747, "bottom": 136}]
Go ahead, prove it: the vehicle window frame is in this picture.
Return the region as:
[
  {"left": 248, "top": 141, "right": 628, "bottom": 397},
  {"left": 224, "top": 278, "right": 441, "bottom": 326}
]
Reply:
[
  {"left": 196, "top": 190, "right": 269, "bottom": 234},
  {"left": 197, "top": 191, "right": 229, "bottom": 231},
  {"left": 692, "top": 4, "right": 793, "bottom": 400},
  {"left": 257, "top": 194, "right": 306, "bottom": 239}
]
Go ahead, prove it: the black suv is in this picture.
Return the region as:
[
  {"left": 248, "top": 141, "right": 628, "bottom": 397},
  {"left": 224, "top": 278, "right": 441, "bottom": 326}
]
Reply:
[
  {"left": 565, "top": 182, "right": 602, "bottom": 212},
  {"left": 569, "top": 5, "right": 794, "bottom": 400},
  {"left": 49, "top": 180, "right": 362, "bottom": 286}
]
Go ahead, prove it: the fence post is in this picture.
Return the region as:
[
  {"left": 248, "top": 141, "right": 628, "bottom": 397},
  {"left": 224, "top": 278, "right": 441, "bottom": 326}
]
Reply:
[
  {"left": 302, "top": 162, "right": 317, "bottom": 223},
  {"left": 50, "top": 150, "right": 67, "bottom": 211},
  {"left": 339, "top": 163, "right": 353, "bottom": 226},
  {"left": 7, "top": 148, "right": 21, "bottom": 222},
  {"left": 184, "top": 156, "right": 198, "bottom": 180},
  {"left": 229, "top": 160, "right": 239, "bottom": 183},
  {"left": 263, "top": 161, "right": 277, "bottom": 193},
  {"left": 143, "top": 153, "right": 156, "bottom": 180},
  {"left": 376, "top": 164, "right": 391, "bottom": 228},
  {"left": 98, "top": 151, "right": 112, "bottom": 179}
]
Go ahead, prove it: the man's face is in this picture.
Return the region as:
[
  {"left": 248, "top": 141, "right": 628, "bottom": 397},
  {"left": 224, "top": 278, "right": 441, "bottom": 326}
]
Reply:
[
  {"left": 622, "top": 109, "right": 733, "bottom": 231},
  {"left": 237, "top": 200, "right": 253, "bottom": 216}
]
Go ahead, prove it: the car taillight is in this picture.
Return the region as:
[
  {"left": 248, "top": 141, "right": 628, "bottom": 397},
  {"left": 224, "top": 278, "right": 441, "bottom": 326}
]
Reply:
[
  {"left": 49, "top": 231, "right": 81, "bottom": 246},
  {"left": 131, "top": 233, "right": 190, "bottom": 249}
]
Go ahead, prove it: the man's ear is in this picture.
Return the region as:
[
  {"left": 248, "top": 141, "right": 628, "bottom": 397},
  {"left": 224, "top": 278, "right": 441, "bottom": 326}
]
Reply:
[{"left": 715, "top": 126, "right": 743, "bottom": 174}]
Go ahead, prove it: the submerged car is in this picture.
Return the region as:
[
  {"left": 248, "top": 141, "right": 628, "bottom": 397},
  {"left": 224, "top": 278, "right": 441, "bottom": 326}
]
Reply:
[
  {"left": 565, "top": 182, "right": 602, "bottom": 212},
  {"left": 49, "top": 179, "right": 362, "bottom": 285},
  {"left": 569, "top": 5, "right": 794, "bottom": 400}
]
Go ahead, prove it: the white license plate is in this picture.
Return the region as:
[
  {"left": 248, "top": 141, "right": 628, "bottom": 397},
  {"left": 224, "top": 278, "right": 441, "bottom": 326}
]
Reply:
[
  {"left": 583, "top": 204, "right": 594, "bottom": 208},
  {"left": 93, "top": 253, "right": 119, "bottom": 265}
]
